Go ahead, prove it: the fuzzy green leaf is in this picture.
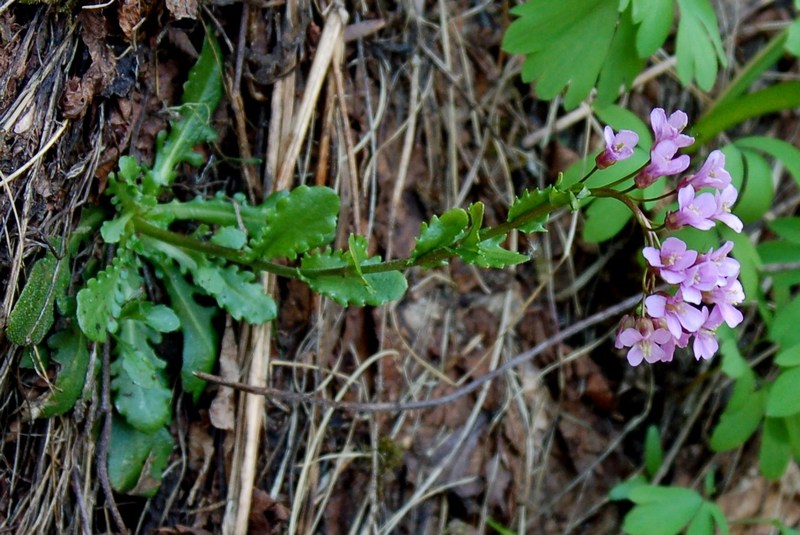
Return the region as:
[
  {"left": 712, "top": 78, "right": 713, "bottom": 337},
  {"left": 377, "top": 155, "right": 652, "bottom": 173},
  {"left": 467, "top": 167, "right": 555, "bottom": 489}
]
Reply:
[
  {"left": 7, "top": 250, "right": 70, "bottom": 346},
  {"left": 76, "top": 252, "right": 142, "bottom": 342},
  {"left": 507, "top": 187, "right": 551, "bottom": 233},
  {"left": 301, "top": 249, "right": 407, "bottom": 306},
  {"left": 249, "top": 185, "right": 339, "bottom": 260},
  {"left": 766, "top": 367, "right": 800, "bottom": 418},
  {"left": 111, "top": 317, "right": 172, "bottom": 433},
  {"left": 35, "top": 328, "right": 91, "bottom": 418},
  {"left": 675, "top": 0, "right": 727, "bottom": 91},
  {"left": 503, "top": 0, "right": 620, "bottom": 109},
  {"left": 108, "top": 416, "right": 173, "bottom": 497},
  {"left": 160, "top": 262, "right": 218, "bottom": 401},
  {"left": 193, "top": 263, "right": 276, "bottom": 324},
  {"left": 412, "top": 208, "right": 469, "bottom": 261},
  {"left": 150, "top": 33, "right": 223, "bottom": 187}
]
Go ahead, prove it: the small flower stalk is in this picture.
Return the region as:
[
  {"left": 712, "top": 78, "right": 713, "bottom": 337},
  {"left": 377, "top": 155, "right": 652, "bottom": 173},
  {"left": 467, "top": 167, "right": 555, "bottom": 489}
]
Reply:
[{"left": 609, "top": 109, "right": 745, "bottom": 366}]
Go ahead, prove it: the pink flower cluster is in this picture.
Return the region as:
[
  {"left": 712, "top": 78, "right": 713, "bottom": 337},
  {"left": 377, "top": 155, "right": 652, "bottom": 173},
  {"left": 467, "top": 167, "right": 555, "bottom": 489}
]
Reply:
[
  {"left": 615, "top": 238, "right": 744, "bottom": 366},
  {"left": 609, "top": 108, "right": 746, "bottom": 366}
]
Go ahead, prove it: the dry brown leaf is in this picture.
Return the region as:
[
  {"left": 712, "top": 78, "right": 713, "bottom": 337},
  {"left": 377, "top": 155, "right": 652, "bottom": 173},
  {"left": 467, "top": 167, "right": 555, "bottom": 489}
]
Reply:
[
  {"left": 209, "top": 319, "right": 239, "bottom": 431},
  {"left": 165, "top": 0, "right": 198, "bottom": 20}
]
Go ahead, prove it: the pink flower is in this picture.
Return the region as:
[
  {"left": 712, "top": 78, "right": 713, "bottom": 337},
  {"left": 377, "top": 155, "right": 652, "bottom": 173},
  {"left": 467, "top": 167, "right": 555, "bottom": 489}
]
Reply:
[
  {"left": 666, "top": 186, "right": 717, "bottom": 231},
  {"left": 616, "top": 318, "right": 675, "bottom": 366},
  {"left": 679, "top": 150, "right": 731, "bottom": 190},
  {"left": 680, "top": 261, "right": 720, "bottom": 304},
  {"left": 698, "top": 241, "right": 740, "bottom": 285},
  {"left": 711, "top": 185, "right": 743, "bottom": 232},
  {"left": 643, "top": 237, "right": 697, "bottom": 284},
  {"left": 596, "top": 126, "right": 639, "bottom": 169},
  {"left": 635, "top": 140, "right": 691, "bottom": 188},
  {"left": 691, "top": 307, "right": 725, "bottom": 360},
  {"left": 650, "top": 108, "right": 695, "bottom": 147},
  {"left": 704, "top": 279, "right": 745, "bottom": 328},
  {"left": 645, "top": 292, "right": 706, "bottom": 338}
]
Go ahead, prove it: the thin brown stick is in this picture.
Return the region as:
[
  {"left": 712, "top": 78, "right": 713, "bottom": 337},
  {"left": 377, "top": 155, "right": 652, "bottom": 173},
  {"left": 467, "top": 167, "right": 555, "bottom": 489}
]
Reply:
[
  {"left": 97, "top": 342, "right": 129, "bottom": 535},
  {"left": 196, "top": 292, "right": 641, "bottom": 413}
]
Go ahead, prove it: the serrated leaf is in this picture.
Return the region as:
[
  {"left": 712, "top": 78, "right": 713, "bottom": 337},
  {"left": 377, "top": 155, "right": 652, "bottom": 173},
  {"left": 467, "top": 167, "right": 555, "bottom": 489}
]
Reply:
[
  {"left": 100, "top": 212, "right": 135, "bottom": 243},
  {"left": 34, "top": 328, "right": 91, "bottom": 418},
  {"left": 766, "top": 367, "right": 800, "bottom": 418},
  {"left": 108, "top": 416, "right": 173, "bottom": 497},
  {"left": 508, "top": 187, "right": 551, "bottom": 233},
  {"left": 503, "top": 0, "right": 620, "bottom": 109},
  {"left": 623, "top": 486, "right": 704, "bottom": 535},
  {"left": 150, "top": 33, "right": 223, "bottom": 187},
  {"left": 301, "top": 249, "right": 407, "bottom": 306},
  {"left": 675, "top": 0, "right": 726, "bottom": 91},
  {"left": 249, "top": 185, "right": 339, "bottom": 260},
  {"left": 412, "top": 208, "right": 469, "bottom": 260},
  {"left": 193, "top": 263, "right": 276, "bottom": 323},
  {"left": 455, "top": 234, "right": 529, "bottom": 268},
  {"left": 111, "top": 317, "right": 172, "bottom": 433},
  {"left": 760, "top": 417, "right": 792, "bottom": 479},
  {"left": 710, "top": 386, "right": 765, "bottom": 451},
  {"left": 160, "top": 262, "right": 218, "bottom": 401},
  {"left": 117, "top": 156, "right": 142, "bottom": 183},
  {"left": 77, "top": 253, "right": 142, "bottom": 342},
  {"left": 7, "top": 250, "right": 70, "bottom": 346},
  {"left": 632, "top": 0, "right": 674, "bottom": 57}
]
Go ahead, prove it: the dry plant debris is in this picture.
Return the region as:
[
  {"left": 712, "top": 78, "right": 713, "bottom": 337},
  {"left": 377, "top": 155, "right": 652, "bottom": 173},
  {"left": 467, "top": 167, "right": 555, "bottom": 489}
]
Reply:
[{"left": 0, "top": 0, "right": 799, "bottom": 534}]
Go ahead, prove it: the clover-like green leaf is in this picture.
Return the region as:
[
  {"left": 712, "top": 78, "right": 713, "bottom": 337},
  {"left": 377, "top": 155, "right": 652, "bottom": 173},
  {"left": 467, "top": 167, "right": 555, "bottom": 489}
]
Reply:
[
  {"left": 111, "top": 317, "right": 172, "bottom": 433},
  {"left": 508, "top": 187, "right": 552, "bottom": 233},
  {"left": 710, "top": 384, "right": 766, "bottom": 451},
  {"left": 631, "top": 0, "right": 674, "bottom": 57},
  {"left": 149, "top": 33, "right": 223, "bottom": 188},
  {"left": 411, "top": 208, "right": 469, "bottom": 261},
  {"left": 675, "top": 0, "right": 727, "bottom": 91},
  {"left": 7, "top": 248, "right": 70, "bottom": 346},
  {"left": 160, "top": 261, "right": 218, "bottom": 401},
  {"left": 301, "top": 248, "right": 407, "bottom": 306},
  {"left": 623, "top": 485, "right": 704, "bottom": 535},
  {"left": 760, "top": 417, "right": 792, "bottom": 480},
  {"left": 766, "top": 367, "right": 800, "bottom": 418},
  {"left": 503, "top": 0, "right": 620, "bottom": 109},
  {"left": 193, "top": 262, "right": 276, "bottom": 324},
  {"left": 108, "top": 416, "right": 173, "bottom": 497},
  {"left": 249, "top": 185, "right": 339, "bottom": 260},
  {"left": 595, "top": 5, "right": 645, "bottom": 107},
  {"left": 77, "top": 251, "right": 143, "bottom": 342}
]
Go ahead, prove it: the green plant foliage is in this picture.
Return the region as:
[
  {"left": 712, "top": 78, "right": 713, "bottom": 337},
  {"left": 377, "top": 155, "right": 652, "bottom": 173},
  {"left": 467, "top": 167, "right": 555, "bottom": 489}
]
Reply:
[
  {"left": 675, "top": 0, "right": 727, "bottom": 91},
  {"left": 412, "top": 208, "right": 469, "bottom": 261},
  {"left": 192, "top": 263, "right": 276, "bottom": 324},
  {"left": 454, "top": 203, "right": 529, "bottom": 268},
  {"left": 760, "top": 417, "right": 792, "bottom": 479},
  {"left": 301, "top": 247, "right": 407, "bottom": 306},
  {"left": 644, "top": 425, "right": 663, "bottom": 478},
  {"left": 766, "top": 367, "right": 800, "bottom": 418},
  {"left": 6, "top": 248, "right": 70, "bottom": 346},
  {"left": 507, "top": 187, "right": 552, "bottom": 233},
  {"left": 110, "top": 314, "right": 176, "bottom": 433},
  {"left": 710, "top": 372, "right": 765, "bottom": 451},
  {"left": 37, "top": 328, "right": 90, "bottom": 418},
  {"left": 622, "top": 485, "right": 730, "bottom": 535},
  {"left": 502, "top": 0, "right": 621, "bottom": 109},
  {"left": 159, "top": 261, "right": 218, "bottom": 401},
  {"left": 771, "top": 296, "right": 800, "bottom": 348},
  {"left": 631, "top": 0, "right": 674, "bottom": 57},
  {"left": 150, "top": 34, "right": 223, "bottom": 188},
  {"left": 249, "top": 185, "right": 339, "bottom": 260},
  {"left": 775, "top": 344, "right": 800, "bottom": 367},
  {"left": 108, "top": 416, "right": 173, "bottom": 497},
  {"left": 76, "top": 252, "right": 143, "bottom": 342}
]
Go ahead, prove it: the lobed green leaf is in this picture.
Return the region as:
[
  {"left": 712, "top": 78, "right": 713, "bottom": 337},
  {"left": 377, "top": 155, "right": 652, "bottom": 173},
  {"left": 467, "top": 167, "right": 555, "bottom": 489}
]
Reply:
[
  {"left": 160, "top": 261, "right": 218, "bottom": 401},
  {"left": 675, "top": 0, "right": 727, "bottom": 91},
  {"left": 507, "top": 187, "right": 551, "bottom": 233},
  {"left": 301, "top": 248, "right": 407, "bottom": 306},
  {"left": 760, "top": 417, "right": 792, "bottom": 479},
  {"left": 249, "top": 185, "right": 339, "bottom": 260},
  {"left": 623, "top": 485, "right": 704, "bottom": 535},
  {"left": 108, "top": 416, "right": 173, "bottom": 497},
  {"left": 412, "top": 208, "right": 469, "bottom": 261},
  {"left": 193, "top": 262, "right": 276, "bottom": 324}
]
